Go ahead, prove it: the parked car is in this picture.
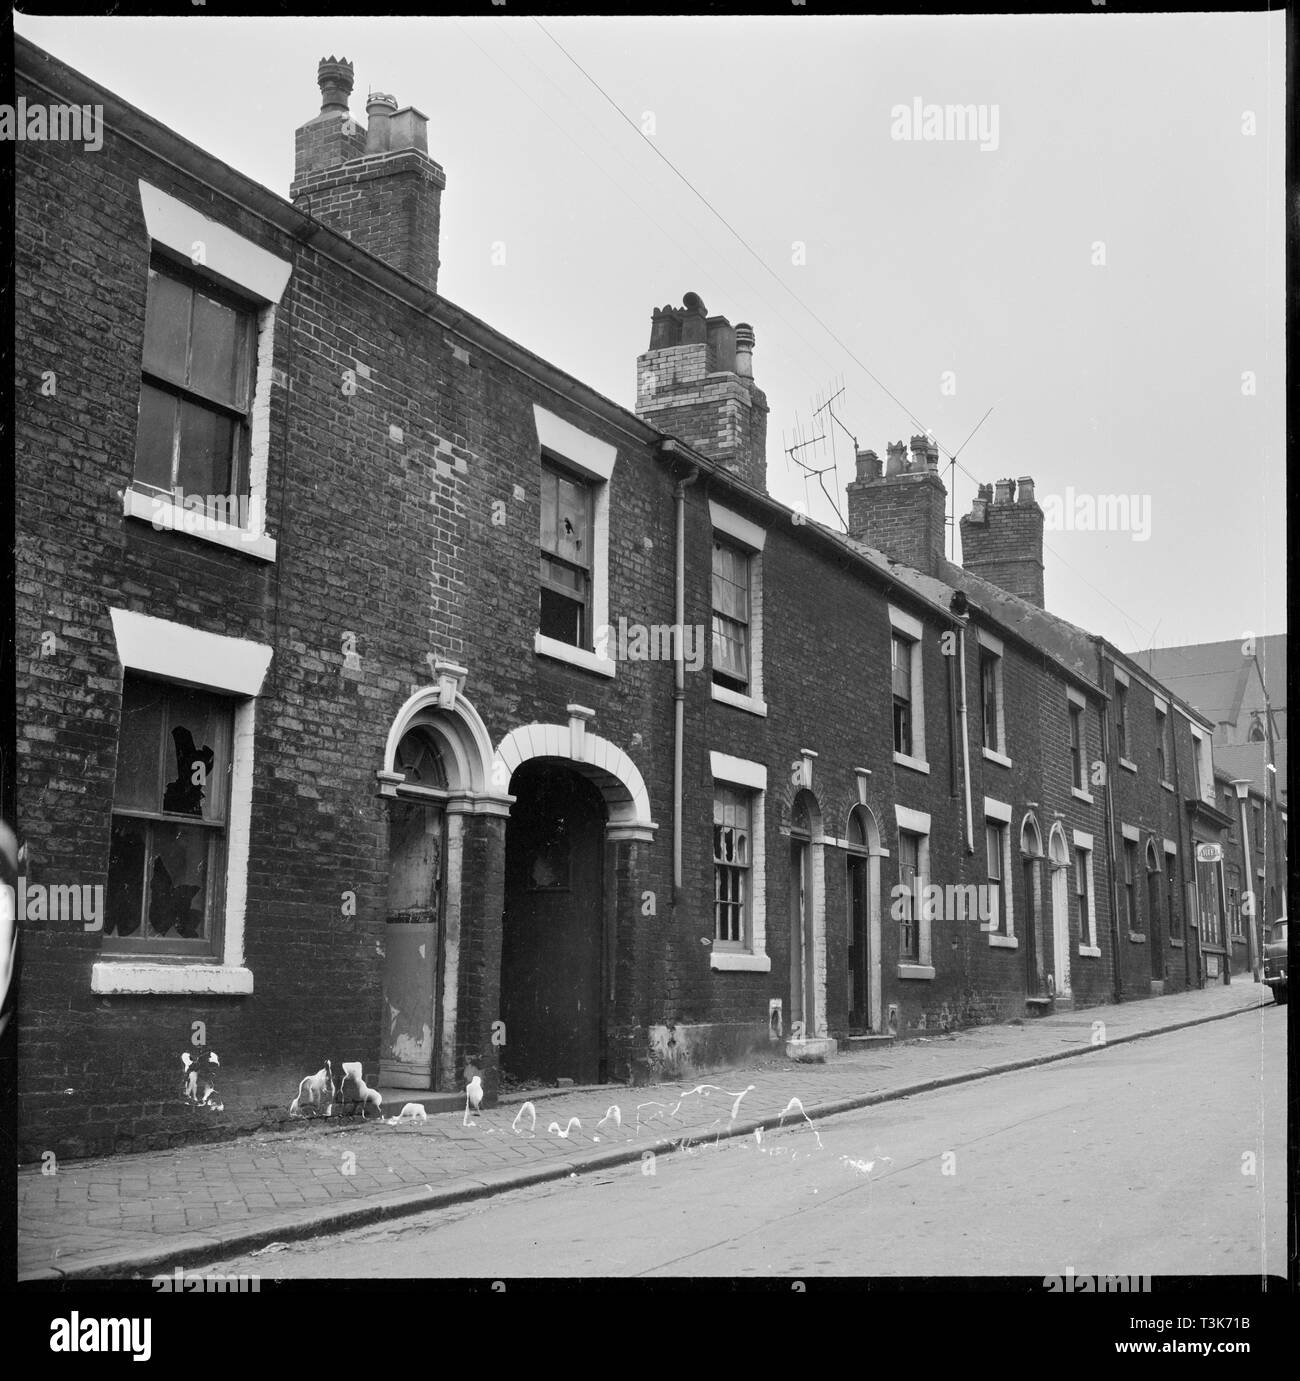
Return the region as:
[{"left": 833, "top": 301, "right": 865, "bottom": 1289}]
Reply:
[{"left": 1263, "top": 915, "right": 1287, "bottom": 1005}]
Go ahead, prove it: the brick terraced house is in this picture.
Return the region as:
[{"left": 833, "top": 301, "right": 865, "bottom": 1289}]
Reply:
[{"left": 13, "top": 38, "right": 1237, "bottom": 1161}]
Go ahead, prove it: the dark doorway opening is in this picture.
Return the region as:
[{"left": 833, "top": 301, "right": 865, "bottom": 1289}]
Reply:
[{"left": 501, "top": 761, "right": 606, "bottom": 1084}]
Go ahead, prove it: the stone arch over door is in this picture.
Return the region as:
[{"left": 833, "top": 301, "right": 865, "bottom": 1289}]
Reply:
[
  {"left": 845, "top": 803, "right": 885, "bottom": 1034},
  {"left": 492, "top": 720, "right": 656, "bottom": 843},
  {"left": 377, "top": 675, "right": 514, "bottom": 1090},
  {"left": 789, "top": 788, "right": 827, "bottom": 1040},
  {"left": 1020, "top": 813, "right": 1045, "bottom": 998},
  {"left": 1047, "top": 821, "right": 1072, "bottom": 999},
  {"left": 493, "top": 718, "right": 655, "bottom": 1084},
  {"left": 1145, "top": 837, "right": 1165, "bottom": 989}
]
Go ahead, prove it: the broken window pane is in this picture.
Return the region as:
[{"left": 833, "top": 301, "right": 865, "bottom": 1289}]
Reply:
[
  {"left": 106, "top": 816, "right": 148, "bottom": 937},
  {"left": 146, "top": 823, "right": 214, "bottom": 939}
]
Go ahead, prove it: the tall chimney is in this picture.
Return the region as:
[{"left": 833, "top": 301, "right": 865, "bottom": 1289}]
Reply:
[
  {"left": 635, "top": 293, "right": 769, "bottom": 491},
  {"left": 290, "top": 58, "right": 447, "bottom": 293},
  {"left": 846, "top": 440, "right": 948, "bottom": 575},
  {"left": 959, "top": 474, "right": 1045, "bottom": 608}
]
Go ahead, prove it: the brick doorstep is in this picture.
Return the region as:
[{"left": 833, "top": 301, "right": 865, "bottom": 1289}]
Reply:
[{"left": 16, "top": 986, "right": 1267, "bottom": 1281}]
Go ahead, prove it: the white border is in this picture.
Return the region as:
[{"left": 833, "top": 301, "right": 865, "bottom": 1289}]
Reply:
[
  {"left": 1072, "top": 829, "right": 1099, "bottom": 953},
  {"left": 708, "top": 500, "right": 767, "bottom": 552},
  {"left": 139, "top": 181, "right": 292, "bottom": 303},
  {"left": 533, "top": 405, "right": 616, "bottom": 673},
  {"left": 893, "top": 804, "right": 933, "bottom": 976},
  {"left": 533, "top": 404, "right": 617, "bottom": 481},
  {"left": 709, "top": 752, "right": 770, "bottom": 971},
  {"left": 94, "top": 612, "right": 271, "bottom": 995}
]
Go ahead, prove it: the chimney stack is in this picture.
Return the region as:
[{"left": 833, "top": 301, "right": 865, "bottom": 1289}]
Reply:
[
  {"left": 635, "top": 293, "right": 769, "bottom": 492},
  {"left": 959, "top": 474, "right": 1046, "bottom": 608},
  {"left": 846, "top": 439, "right": 948, "bottom": 575},
  {"left": 291, "top": 58, "right": 447, "bottom": 293}
]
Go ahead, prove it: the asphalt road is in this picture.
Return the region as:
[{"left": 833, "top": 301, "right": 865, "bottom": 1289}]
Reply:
[{"left": 216, "top": 1006, "right": 1286, "bottom": 1279}]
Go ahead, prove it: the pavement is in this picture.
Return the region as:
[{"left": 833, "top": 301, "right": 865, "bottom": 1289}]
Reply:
[{"left": 18, "top": 981, "right": 1273, "bottom": 1281}]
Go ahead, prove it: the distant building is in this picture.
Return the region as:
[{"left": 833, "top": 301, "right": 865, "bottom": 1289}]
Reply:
[{"left": 1131, "top": 638, "right": 1287, "bottom": 942}]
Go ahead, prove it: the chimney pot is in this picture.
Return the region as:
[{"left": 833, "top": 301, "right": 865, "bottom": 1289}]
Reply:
[
  {"left": 317, "top": 56, "right": 355, "bottom": 114},
  {"left": 734, "top": 321, "right": 755, "bottom": 378},
  {"left": 681, "top": 293, "right": 708, "bottom": 345},
  {"left": 1016, "top": 475, "right": 1036, "bottom": 505},
  {"left": 855, "top": 448, "right": 881, "bottom": 482},
  {"left": 365, "top": 92, "right": 398, "bottom": 153},
  {"left": 994, "top": 477, "right": 1015, "bottom": 505},
  {"left": 885, "top": 441, "right": 907, "bottom": 477}
]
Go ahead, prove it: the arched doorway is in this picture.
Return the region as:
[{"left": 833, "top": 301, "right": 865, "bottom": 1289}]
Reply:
[
  {"left": 845, "top": 804, "right": 882, "bottom": 1034},
  {"left": 1146, "top": 839, "right": 1164, "bottom": 988},
  {"left": 501, "top": 762, "right": 607, "bottom": 1084},
  {"left": 376, "top": 674, "right": 507, "bottom": 1091},
  {"left": 493, "top": 718, "right": 655, "bottom": 1085},
  {"left": 789, "top": 790, "right": 825, "bottom": 1040},
  {"left": 1048, "top": 822, "right": 1071, "bottom": 1000},
  {"left": 1020, "top": 814, "right": 1045, "bottom": 998}
]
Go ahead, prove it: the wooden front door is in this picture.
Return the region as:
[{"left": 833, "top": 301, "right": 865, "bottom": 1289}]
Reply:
[
  {"left": 381, "top": 799, "right": 444, "bottom": 1088},
  {"left": 500, "top": 763, "right": 605, "bottom": 1084}
]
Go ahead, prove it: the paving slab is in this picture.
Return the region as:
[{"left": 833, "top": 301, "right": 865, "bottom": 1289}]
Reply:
[{"left": 17, "top": 982, "right": 1270, "bottom": 1280}]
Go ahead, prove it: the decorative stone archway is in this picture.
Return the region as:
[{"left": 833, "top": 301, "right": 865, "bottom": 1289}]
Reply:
[
  {"left": 1047, "top": 821, "right": 1072, "bottom": 1000},
  {"left": 789, "top": 788, "right": 826, "bottom": 1041},
  {"left": 491, "top": 708, "right": 657, "bottom": 842},
  {"left": 376, "top": 668, "right": 514, "bottom": 1090},
  {"left": 493, "top": 709, "right": 655, "bottom": 1084},
  {"left": 845, "top": 803, "right": 885, "bottom": 1034},
  {"left": 1020, "top": 813, "right": 1046, "bottom": 999}
]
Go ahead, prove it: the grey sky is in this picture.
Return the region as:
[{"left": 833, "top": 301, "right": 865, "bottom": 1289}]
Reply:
[{"left": 14, "top": 11, "right": 1286, "bottom": 648}]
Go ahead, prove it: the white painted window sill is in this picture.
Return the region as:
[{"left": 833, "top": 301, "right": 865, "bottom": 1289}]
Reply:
[
  {"left": 91, "top": 961, "right": 254, "bottom": 995},
  {"left": 534, "top": 632, "right": 616, "bottom": 678},
  {"left": 897, "top": 963, "right": 935, "bottom": 980},
  {"left": 1072, "top": 786, "right": 1095, "bottom": 804},
  {"left": 1127, "top": 932, "right": 1147, "bottom": 944},
  {"left": 1078, "top": 944, "right": 1101, "bottom": 958},
  {"left": 123, "top": 487, "right": 277, "bottom": 562},
  {"left": 1160, "top": 781, "right": 1175, "bottom": 793},
  {"left": 893, "top": 752, "right": 930, "bottom": 775},
  {"left": 710, "top": 951, "right": 771, "bottom": 972},
  {"left": 982, "top": 747, "right": 1012, "bottom": 769},
  {"left": 988, "top": 934, "right": 1019, "bottom": 949},
  {"left": 710, "top": 683, "right": 768, "bottom": 716},
  {"left": 1119, "top": 757, "right": 1138, "bottom": 774}
]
